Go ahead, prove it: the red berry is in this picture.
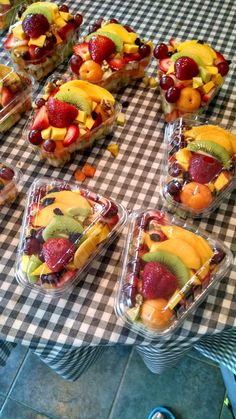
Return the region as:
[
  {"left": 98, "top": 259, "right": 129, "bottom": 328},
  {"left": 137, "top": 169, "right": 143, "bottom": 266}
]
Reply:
[
  {"left": 160, "top": 75, "right": 174, "bottom": 90},
  {"left": 22, "top": 13, "right": 49, "bottom": 38},
  {"left": 139, "top": 44, "right": 151, "bottom": 58},
  {"left": 32, "top": 105, "right": 49, "bottom": 131},
  {"left": 47, "top": 97, "right": 78, "bottom": 128},
  {"left": 35, "top": 98, "right": 46, "bottom": 108},
  {"left": 75, "top": 13, "right": 83, "bottom": 26},
  {"left": 43, "top": 140, "right": 56, "bottom": 152},
  {"left": 174, "top": 56, "right": 199, "bottom": 80},
  {"left": 165, "top": 86, "right": 180, "bottom": 103},
  {"left": 153, "top": 43, "right": 168, "bottom": 59},
  {"left": 89, "top": 34, "right": 116, "bottom": 63},
  {"left": 63, "top": 124, "right": 79, "bottom": 147},
  {"left": 29, "top": 45, "right": 44, "bottom": 60},
  {"left": 217, "top": 61, "right": 229, "bottom": 76},
  {"left": 42, "top": 238, "right": 75, "bottom": 272},
  {"left": 0, "top": 166, "right": 14, "bottom": 180},
  {"left": 70, "top": 54, "right": 83, "bottom": 75},
  {"left": 28, "top": 130, "right": 43, "bottom": 145},
  {"left": 142, "top": 261, "right": 178, "bottom": 299},
  {"left": 189, "top": 153, "right": 223, "bottom": 184},
  {"left": 59, "top": 4, "right": 69, "bottom": 12},
  {"left": 23, "top": 237, "right": 40, "bottom": 255},
  {"left": 44, "top": 36, "right": 54, "bottom": 51}
]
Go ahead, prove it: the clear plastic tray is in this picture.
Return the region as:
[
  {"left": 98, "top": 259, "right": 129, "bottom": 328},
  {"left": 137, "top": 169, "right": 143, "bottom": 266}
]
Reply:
[
  {"left": 4, "top": 1, "right": 82, "bottom": 80},
  {"left": 115, "top": 208, "right": 233, "bottom": 339},
  {"left": 24, "top": 76, "right": 120, "bottom": 167},
  {"left": 15, "top": 177, "right": 128, "bottom": 297},
  {"left": 0, "top": 63, "right": 32, "bottom": 133},
  {"left": 0, "top": 160, "right": 22, "bottom": 205},
  {"left": 0, "top": 0, "right": 27, "bottom": 33},
  {"left": 160, "top": 117, "right": 236, "bottom": 218}
]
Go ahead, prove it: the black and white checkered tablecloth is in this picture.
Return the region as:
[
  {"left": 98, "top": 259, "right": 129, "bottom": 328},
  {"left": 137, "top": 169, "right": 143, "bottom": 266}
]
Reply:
[{"left": 0, "top": 0, "right": 236, "bottom": 375}]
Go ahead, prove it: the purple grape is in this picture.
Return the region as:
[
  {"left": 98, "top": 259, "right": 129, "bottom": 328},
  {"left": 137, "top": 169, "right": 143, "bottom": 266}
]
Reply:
[
  {"left": 35, "top": 228, "right": 44, "bottom": 243},
  {"left": 0, "top": 166, "right": 14, "bottom": 181},
  {"left": 23, "top": 237, "right": 40, "bottom": 255},
  {"left": 168, "top": 161, "right": 182, "bottom": 177},
  {"left": 167, "top": 179, "right": 182, "bottom": 196}
]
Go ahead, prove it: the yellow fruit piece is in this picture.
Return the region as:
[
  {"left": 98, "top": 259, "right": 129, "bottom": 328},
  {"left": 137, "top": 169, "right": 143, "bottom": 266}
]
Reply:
[
  {"left": 1, "top": 0, "right": 11, "bottom": 4},
  {"left": 166, "top": 289, "right": 183, "bottom": 310},
  {"left": 92, "top": 101, "right": 97, "bottom": 111},
  {"left": 28, "top": 35, "right": 46, "bottom": 48},
  {"left": 185, "top": 125, "right": 233, "bottom": 154},
  {"left": 214, "top": 172, "right": 230, "bottom": 191},
  {"left": 12, "top": 24, "right": 26, "bottom": 40},
  {"left": 55, "top": 33, "right": 63, "bottom": 44},
  {"left": 196, "top": 263, "right": 210, "bottom": 281},
  {"left": 229, "top": 133, "right": 236, "bottom": 153},
  {"left": 150, "top": 238, "right": 202, "bottom": 270},
  {"left": 100, "top": 23, "right": 137, "bottom": 44},
  {"left": 31, "top": 262, "right": 53, "bottom": 276},
  {"left": 175, "top": 148, "right": 192, "bottom": 170},
  {"left": 76, "top": 111, "right": 87, "bottom": 123},
  {"left": 206, "top": 182, "right": 215, "bottom": 193},
  {"left": 107, "top": 143, "right": 119, "bottom": 157},
  {"left": 33, "top": 203, "right": 70, "bottom": 227},
  {"left": 41, "top": 126, "right": 52, "bottom": 140},
  {"left": 51, "top": 127, "right": 67, "bottom": 141},
  {"left": 86, "top": 223, "right": 103, "bottom": 238},
  {"left": 59, "top": 80, "right": 115, "bottom": 105},
  {"left": 98, "top": 224, "right": 110, "bottom": 243},
  {"left": 85, "top": 115, "right": 95, "bottom": 130},
  {"left": 206, "top": 66, "right": 218, "bottom": 75},
  {"left": 55, "top": 17, "right": 67, "bottom": 28},
  {"left": 212, "top": 73, "right": 224, "bottom": 86},
  {"left": 43, "top": 190, "right": 91, "bottom": 210},
  {"left": 166, "top": 63, "right": 175, "bottom": 74},
  {"left": 196, "top": 236, "right": 214, "bottom": 263},
  {"left": 200, "top": 80, "right": 215, "bottom": 94},
  {"left": 59, "top": 11, "right": 73, "bottom": 21},
  {"left": 177, "top": 42, "right": 216, "bottom": 65},
  {"left": 142, "top": 76, "right": 150, "bottom": 87},
  {"left": 149, "top": 77, "right": 158, "bottom": 88},
  {"left": 123, "top": 43, "right": 139, "bottom": 53},
  {"left": 0, "top": 64, "right": 20, "bottom": 84},
  {"left": 74, "top": 235, "right": 100, "bottom": 269},
  {"left": 117, "top": 112, "right": 125, "bottom": 126},
  {"left": 21, "top": 255, "right": 30, "bottom": 273},
  {"left": 147, "top": 40, "right": 153, "bottom": 49}
]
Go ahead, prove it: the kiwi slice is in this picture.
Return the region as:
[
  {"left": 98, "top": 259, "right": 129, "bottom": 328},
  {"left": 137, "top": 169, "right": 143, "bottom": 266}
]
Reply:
[
  {"left": 142, "top": 250, "right": 190, "bottom": 287},
  {"left": 27, "top": 255, "right": 42, "bottom": 283},
  {"left": 42, "top": 215, "right": 84, "bottom": 241},
  {"left": 55, "top": 90, "right": 92, "bottom": 115},
  {"left": 86, "top": 30, "right": 123, "bottom": 53},
  {"left": 66, "top": 207, "right": 91, "bottom": 217},
  {"left": 22, "top": 4, "right": 53, "bottom": 23},
  {"left": 187, "top": 140, "right": 231, "bottom": 169}
]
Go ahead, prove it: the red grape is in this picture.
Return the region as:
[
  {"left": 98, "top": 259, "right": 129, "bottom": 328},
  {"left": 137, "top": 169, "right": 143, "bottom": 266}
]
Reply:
[
  {"left": 70, "top": 54, "right": 83, "bottom": 75},
  {"left": 139, "top": 44, "right": 151, "bottom": 58},
  {"left": 160, "top": 75, "right": 174, "bottom": 90},
  {"left": 22, "top": 13, "right": 49, "bottom": 38},
  {"left": 75, "top": 13, "right": 83, "bottom": 26},
  {"left": 0, "top": 166, "right": 14, "bottom": 180},
  {"left": 153, "top": 43, "right": 168, "bottom": 59},
  {"left": 165, "top": 86, "right": 180, "bottom": 103},
  {"left": 59, "top": 4, "right": 69, "bottom": 12},
  {"left": 43, "top": 140, "right": 56, "bottom": 152},
  {"left": 217, "top": 61, "right": 229, "bottom": 76},
  {"left": 109, "top": 18, "right": 119, "bottom": 23},
  {"left": 23, "top": 237, "right": 40, "bottom": 255},
  {"left": 35, "top": 98, "right": 46, "bottom": 108},
  {"left": 174, "top": 56, "right": 199, "bottom": 80},
  {"left": 28, "top": 130, "right": 43, "bottom": 145},
  {"left": 44, "top": 36, "right": 54, "bottom": 51}
]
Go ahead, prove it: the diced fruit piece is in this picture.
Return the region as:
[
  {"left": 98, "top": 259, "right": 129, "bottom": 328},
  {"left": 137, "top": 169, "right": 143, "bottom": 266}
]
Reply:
[
  {"left": 43, "top": 238, "right": 75, "bottom": 272},
  {"left": 22, "top": 13, "right": 50, "bottom": 38},
  {"left": 107, "top": 143, "right": 119, "bottom": 157},
  {"left": 117, "top": 112, "right": 125, "bottom": 126},
  {"left": 142, "top": 261, "right": 178, "bottom": 299},
  {"left": 32, "top": 105, "right": 49, "bottom": 130},
  {"left": 47, "top": 97, "right": 78, "bottom": 128},
  {"left": 174, "top": 56, "right": 199, "bottom": 80},
  {"left": 123, "top": 43, "right": 139, "bottom": 54},
  {"left": 1, "top": 87, "right": 14, "bottom": 106},
  {"left": 41, "top": 126, "right": 52, "bottom": 140},
  {"left": 214, "top": 171, "right": 231, "bottom": 191},
  {"left": 188, "top": 153, "right": 223, "bottom": 183},
  {"left": 74, "top": 169, "right": 86, "bottom": 182},
  {"left": 180, "top": 182, "right": 213, "bottom": 211},
  {"left": 82, "top": 163, "right": 96, "bottom": 178},
  {"left": 140, "top": 298, "right": 173, "bottom": 329},
  {"left": 176, "top": 87, "right": 201, "bottom": 112},
  {"left": 63, "top": 124, "right": 79, "bottom": 147},
  {"left": 89, "top": 35, "right": 116, "bottom": 63},
  {"left": 175, "top": 148, "right": 191, "bottom": 170},
  {"left": 200, "top": 81, "right": 215, "bottom": 94},
  {"left": 51, "top": 127, "right": 67, "bottom": 141},
  {"left": 31, "top": 262, "right": 53, "bottom": 276},
  {"left": 79, "top": 60, "right": 104, "bottom": 83},
  {"left": 28, "top": 35, "right": 46, "bottom": 48},
  {"left": 27, "top": 255, "right": 42, "bottom": 283}
]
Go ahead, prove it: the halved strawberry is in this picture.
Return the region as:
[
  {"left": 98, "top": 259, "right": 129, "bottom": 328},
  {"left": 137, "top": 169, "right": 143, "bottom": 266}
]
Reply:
[
  {"left": 32, "top": 105, "right": 49, "bottom": 130},
  {"left": 214, "top": 50, "right": 226, "bottom": 65},
  {"left": 73, "top": 42, "right": 89, "bottom": 60},
  {"left": 107, "top": 56, "right": 126, "bottom": 70},
  {"left": 47, "top": 97, "right": 78, "bottom": 128},
  {"left": 63, "top": 124, "right": 79, "bottom": 147},
  {"left": 89, "top": 35, "right": 116, "bottom": 63},
  {"left": 4, "top": 33, "right": 28, "bottom": 49},
  {"left": 1, "top": 87, "right": 14, "bottom": 106},
  {"left": 124, "top": 52, "right": 141, "bottom": 62},
  {"left": 58, "top": 22, "right": 77, "bottom": 41},
  {"left": 159, "top": 57, "right": 173, "bottom": 73}
]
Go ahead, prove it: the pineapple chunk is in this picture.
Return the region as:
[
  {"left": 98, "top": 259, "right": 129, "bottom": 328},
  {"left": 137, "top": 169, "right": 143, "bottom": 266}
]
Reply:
[
  {"left": 107, "top": 143, "right": 119, "bottom": 157},
  {"left": 55, "top": 17, "right": 67, "bottom": 28},
  {"left": 51, "top": 127, "right": 67, "bottom": 141},
  {"left": 41, "top": 126, "right": 52, "bottom": 140},
  {"left": 59, "top": 11, "right": 73, "bottom": 21},
  {"left": 212, "top": 73, "right": 224, "bottom": 86},
  {"left": 175, "top": 148, "right": 192, "bottom": 170},
  {"left": 123, "top": 43, "right": 139, "bottom": 54},
  {"left": 85, "top": 115, "right": 95, "bottom": 130},
  {"left": 206, "top": 66, "right": 218, "bottom": 75},
  {"left": 28, "top": 35, "right": 46, "bottom": 47},
  {"left": 117, "top": 112, "right": 126, "bottom": 127}
]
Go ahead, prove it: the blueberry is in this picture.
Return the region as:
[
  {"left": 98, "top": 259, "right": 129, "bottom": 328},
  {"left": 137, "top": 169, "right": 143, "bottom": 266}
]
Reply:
[
  {"left": 42, "top": 197, "right": 55, "bottom": 206},
  {"left": 53, "top": 208, "right": 63, "bottom": 215},
  {"left": 150, "top": 233, "right": 161, "bottom": 242}
]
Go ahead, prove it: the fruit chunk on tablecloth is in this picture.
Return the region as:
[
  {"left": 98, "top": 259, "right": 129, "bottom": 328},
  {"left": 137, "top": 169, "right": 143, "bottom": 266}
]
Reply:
[
  {"left": 0, "top": 63, "right": 32, "bottom": 133},
  {"left": 115, "top": 209, "right": 232, "bottom": 337},
  {"left": 160, "top": 118, "right": 236, "bottom": 218},
  {"left": 26, "top": 78, "right": 119, "bottom": 167},
  {"left": 15, "top": 178, "right": 127, "bottom": 296},
  {"left": 3, "top": 1, "right": 83, "bottom": 80},
  {"left": 153, "top": 39, "right": 231, "bottom": 122},
  {"left": 69, "top": 18, "right": 152, "bottom": 92}
]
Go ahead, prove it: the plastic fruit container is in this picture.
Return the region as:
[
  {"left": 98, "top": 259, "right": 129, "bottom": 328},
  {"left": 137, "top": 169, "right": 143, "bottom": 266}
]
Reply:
[
  {"left": 115, "top": 208, "right": 233, "bottom": 339},
  {"left": 15, "top": 177, "right": 127, "bottom": 297},
  {"left": 160, "top": 117, "right": 236, "bottom": 219},
  {"left": 153, "top": 39, "right": 231, "bottom": 122},
  {"left": 24, "top": 76, "right": 120, "bottom": 167},
  {"left": 0, "top": 0, "right": 29, "bottom": 33},
  {"left": 0, "top": 161, "right": 22, "bottom": 205},
  {"left": 0, "top": 63, "right": 32, "bottom": 133},
  {"left": 69, "top": 18, "right": 152, "bottom": 92},
  {"left": 3, "top": 1, "right": 83, "bottom": 81}
]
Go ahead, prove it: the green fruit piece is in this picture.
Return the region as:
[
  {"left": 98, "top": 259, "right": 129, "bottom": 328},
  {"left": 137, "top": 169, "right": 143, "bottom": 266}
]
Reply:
[
  {"left": 66, "top": 207, "right": 91, "bottom": 217},
  {"left": 55, "top": 88, "right": 92, "bottom": 115},
  {"left": 126, "top": 306, "right": 141, "bottom": 322},
  {"left": 186, "top": 140, "right": 231, "bottom": 169},
  {"left": 86, "top": 30, "right": 123, "bottom": 53},
  {"left": 27, "top": 255, "right": 42, "bottom": 283},
  {"left": 199, "top": 66, "right": 212, "bottom": 83},
  {"left": 192, "top": 76, "right": 203, "bottom": 88},
  {"left": 22, "top": 4, "right": 53, "bottom": 23},
  {"left": 42, "top": 215, "right": 84, "bottom": 241},
  {"left": 171, "top": 52, "right": 204, "bottom": 67},
  {"left": 142, "top": 250, "right": 190, "bottom": 288}
]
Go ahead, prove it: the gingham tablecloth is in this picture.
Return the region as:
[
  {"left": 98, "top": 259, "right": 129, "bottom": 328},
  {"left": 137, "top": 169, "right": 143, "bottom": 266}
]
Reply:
[{"left": 0, "top": 0, "right": 236, "bottom": 379}]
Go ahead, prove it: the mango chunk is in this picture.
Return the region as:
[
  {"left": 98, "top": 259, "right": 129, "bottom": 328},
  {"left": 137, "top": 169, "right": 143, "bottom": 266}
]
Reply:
[
  {"left": 55, "top": 17, "right": 67, "bottom": 28},
  {"left": 13, "top": 24, "right": 26, "bottom": 40},
  {"left": 206, "top": 65, "right": 218, "bottom": 75},
  {"left": 59, "top": 11, "right": 73, "bottom": 21},
  {"left": 175, "top": 148, "right": 191, "bottom": 170},
  {"left": 51, "top": 127, "right": 67, "bottom": 141},
  {"left": 117, "top": 112, "right": 126, "bottom": 126},
  {"left": 28, "top": 35, "right": 46, "bottom": 47},
  {"left": 41, "top": 126, "right": 52, "bottom": 140},
  {"left": 76, "top": 110, "right": 87, "bottom": 123},
  {"left": 85, "top": 115, "right": 95, "bottom": 130},
  {"left": 214, "top": 172, "right": 230, "bottom": 191},
  {"left": 107, "top": 143, "right": 119, "bottom": 157},
  {"left": 123, "top": 43, "right": 139, "bottom": 54},
  {"left": 212, "top": 73, "right": 224, "bottom": 86},
  {"left": 200, "top": 80, "right": 215, "bottom": 94}
]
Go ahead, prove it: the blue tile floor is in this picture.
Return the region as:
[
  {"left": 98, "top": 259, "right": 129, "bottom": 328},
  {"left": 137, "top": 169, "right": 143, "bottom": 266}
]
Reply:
[{"left": 0, "top": 344, "right": 233, "bottom": 419}]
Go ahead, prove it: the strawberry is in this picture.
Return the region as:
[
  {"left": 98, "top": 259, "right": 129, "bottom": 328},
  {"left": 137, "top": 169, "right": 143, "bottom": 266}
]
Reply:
[
  {"left": 73, "top": 42, "right": 89, "bottom": 60},
  {"left": 63, "top": 124, "right": 79, "bottom": 147},
  {"left": 43, "top": 238, "right": 75, "bottom": 272},
  {"left": 107, "top": 56, "right": 126, "bottom": 70},
  {"left": 189, "top": 153, "right": 223, "bottom": 184},
  {"left": 1, "top": 87, "right": 14, "bottom": 106},
  {"left": 124, "top": 52, "right": 141, "bottom": 62},
  {"left": 3, "top": 33, "right": 28, "bottom": 49},
  {"left": 214, "top": 50, "right": 226, "bottom": 65},
  {"left": 32, "top": 105, "right": 49, "bottom": 130},
  {"left": 89, "top": 35, "right": 116, "bottom": 63},
  {"left": 58, "top": 22, "right": 77, "bottom": 41},
  {"left": 159, "top": 57, "right": 173, "bottom": 73},
  {"left": 142, "top": 261, "right": 178, "bottom": 299},
  {"left": 47, "top": 97, "right": 78, "bottom": 128}
]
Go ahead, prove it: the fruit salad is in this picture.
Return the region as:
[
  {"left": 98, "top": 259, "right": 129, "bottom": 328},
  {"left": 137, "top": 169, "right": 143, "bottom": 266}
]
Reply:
[
  {"left": 161, "top": 118, "right": 236, "bottom": 218},
  {"left": 115, "top": 209, "right": 232, "bottom": 337},
  {"left": 0, "top": 0, "right": 31, "bottom": 33},
  {"left": 0, "top": 63, "right": 32, "bottom": 133},
  {"left": 0, "top": 161, "right": 21, "bottom": 205},
  {"left": 26, "top": 78, "right": 118, "bottom": 167},
  {"left": 4, "top": 1, "right": 83, "bottom": 80},
  {"left": 69, "top": 18, "right": 152, "bottom": 92},
  {"left": 153, "top": 39, "right": 231, "bottom": 122},
  {"left": 16, "top": 178, "right": 127, "bottom": 296}
]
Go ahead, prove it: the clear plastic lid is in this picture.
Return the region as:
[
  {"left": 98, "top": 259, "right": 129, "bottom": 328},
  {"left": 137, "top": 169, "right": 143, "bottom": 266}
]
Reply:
[
  {"left": 115, "top": 208, "right": 233, "bottom": 339},
  {"left": 0, "top": 160, "right": 22, "bottom": 205},
  {"left": 160, "top": 117, "right": 236, "bottom": 219},
  {"left": 0, "top": 63, "right": 32, "bottom": 132},
  {"left": 15, "top": 177, "right": 128, "bottom": 297}
]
